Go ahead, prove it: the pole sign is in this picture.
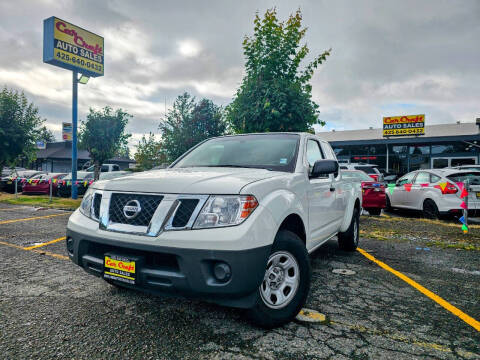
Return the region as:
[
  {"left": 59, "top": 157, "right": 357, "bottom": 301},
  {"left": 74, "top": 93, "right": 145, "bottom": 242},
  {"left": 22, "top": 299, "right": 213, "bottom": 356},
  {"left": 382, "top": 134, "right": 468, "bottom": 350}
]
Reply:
[
  {"left": 43, "top": 17, "right": 104, "bottom": 78},
  {"left": 62, "top": 122, "right": 73, "bottom": 141},
  {"left": 383, "top": 114, "right": 425, "bottom": 137}
]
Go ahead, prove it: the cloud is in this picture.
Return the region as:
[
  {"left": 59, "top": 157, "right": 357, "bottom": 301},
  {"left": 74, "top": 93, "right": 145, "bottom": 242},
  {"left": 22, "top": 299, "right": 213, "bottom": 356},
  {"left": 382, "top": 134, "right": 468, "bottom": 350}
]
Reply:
[{"left": 0, "top": 0, "right": 478, "bottom": 152}]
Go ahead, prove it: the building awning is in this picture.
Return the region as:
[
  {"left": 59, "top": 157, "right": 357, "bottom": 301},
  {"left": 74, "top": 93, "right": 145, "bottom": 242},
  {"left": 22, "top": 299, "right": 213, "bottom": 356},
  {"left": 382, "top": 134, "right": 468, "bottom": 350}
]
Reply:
[{"left": 317, "top": 122, "right": 480, "bottom": 146}]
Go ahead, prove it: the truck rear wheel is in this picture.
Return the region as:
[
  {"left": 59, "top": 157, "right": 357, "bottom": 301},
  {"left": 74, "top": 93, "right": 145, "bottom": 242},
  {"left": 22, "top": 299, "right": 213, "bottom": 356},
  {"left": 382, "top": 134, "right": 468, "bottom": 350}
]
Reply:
[
  {"left": 247, "top": 230, "right": 311, "bottom": 328},
  {"left": 338, "top": 207, "right": 360, "bottom": 251}
]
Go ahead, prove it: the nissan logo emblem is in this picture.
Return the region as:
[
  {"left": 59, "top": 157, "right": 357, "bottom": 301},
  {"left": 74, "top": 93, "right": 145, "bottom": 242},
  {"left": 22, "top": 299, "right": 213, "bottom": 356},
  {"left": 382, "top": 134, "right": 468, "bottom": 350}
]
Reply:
[{"left": 123, "top": 200, "right": 141, "bottom": 219}]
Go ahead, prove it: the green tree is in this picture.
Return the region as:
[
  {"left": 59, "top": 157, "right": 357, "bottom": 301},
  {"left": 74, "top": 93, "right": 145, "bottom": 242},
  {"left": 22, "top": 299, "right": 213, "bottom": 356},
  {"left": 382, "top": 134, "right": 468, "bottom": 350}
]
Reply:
[
  {"left": 226, "top": 9, "right": 330, "bottom": 133},
  {"left": 134, "top": 133, "right": 167, "bottom": 171},
  {"left": 79, "top": 106, "right": 131, "bottom": 180},
  {"left": 0, "top": 87, "right": 45, "bottom": 174},
  {"left": 37, "top": 126, "right": 56, "bottom": 143},
  {"left": 159, "top": 93, "right": 226, "bottom": 162},
  {"left": 115, "top": 143, "right": 131, "bottom": 159}
]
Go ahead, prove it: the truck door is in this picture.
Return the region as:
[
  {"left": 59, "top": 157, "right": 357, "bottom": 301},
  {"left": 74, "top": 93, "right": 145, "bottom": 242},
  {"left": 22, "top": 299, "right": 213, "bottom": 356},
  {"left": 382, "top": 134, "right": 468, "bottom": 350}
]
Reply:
[
  {"left": 321, "top": 141, "right": 345, "bottom": 223},
  {"left": 305, "top": 139, "right": 338, "bottom": 242}
]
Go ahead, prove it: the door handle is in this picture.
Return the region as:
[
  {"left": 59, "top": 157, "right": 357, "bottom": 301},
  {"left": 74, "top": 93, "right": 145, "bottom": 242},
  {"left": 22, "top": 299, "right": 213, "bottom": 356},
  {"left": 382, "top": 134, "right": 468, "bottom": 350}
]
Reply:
[{"left": 329, "top": 186, "right": 335, "bottom": 192}]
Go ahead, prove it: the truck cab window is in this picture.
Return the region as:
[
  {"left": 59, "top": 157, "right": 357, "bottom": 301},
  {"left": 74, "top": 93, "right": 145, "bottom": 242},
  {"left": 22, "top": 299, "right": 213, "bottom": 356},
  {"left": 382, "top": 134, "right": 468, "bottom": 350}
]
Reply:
[{"left": 306, "top": 140, "right": 324, "bottom": 175}]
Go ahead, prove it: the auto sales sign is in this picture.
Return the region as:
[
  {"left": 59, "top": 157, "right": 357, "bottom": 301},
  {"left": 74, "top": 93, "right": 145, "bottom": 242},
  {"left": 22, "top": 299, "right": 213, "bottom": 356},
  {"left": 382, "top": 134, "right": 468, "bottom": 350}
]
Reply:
[
  {"left": 383, "top": 114, "right": 425, "bottom": 137},
  {"left": 43, "top": 17, "right": 104, "bottom": 77}
]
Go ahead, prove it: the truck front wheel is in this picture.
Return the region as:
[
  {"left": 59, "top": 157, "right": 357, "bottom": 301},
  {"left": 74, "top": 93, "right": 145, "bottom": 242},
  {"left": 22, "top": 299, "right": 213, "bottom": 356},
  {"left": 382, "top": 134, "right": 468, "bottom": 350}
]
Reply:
[
  {"left": 247, "top": 230, "right": 311, "bottom": 328},
  {"left": 338, "top": 207, "right": 360, "bottom": 251}
]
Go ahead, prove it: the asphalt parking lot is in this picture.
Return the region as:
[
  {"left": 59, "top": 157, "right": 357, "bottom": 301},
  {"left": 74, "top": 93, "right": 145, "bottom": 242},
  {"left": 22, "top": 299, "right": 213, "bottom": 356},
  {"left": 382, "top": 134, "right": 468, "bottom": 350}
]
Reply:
[{"left": 0, "top": 203, "right": 479, "bottom": 359}]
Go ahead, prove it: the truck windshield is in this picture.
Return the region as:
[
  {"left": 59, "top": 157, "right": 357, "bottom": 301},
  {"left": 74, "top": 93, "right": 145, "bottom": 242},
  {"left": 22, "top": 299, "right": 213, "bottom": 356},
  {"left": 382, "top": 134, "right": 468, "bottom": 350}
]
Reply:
[{"left": 173, "top": 134, "right": 300, "bottom": 172}]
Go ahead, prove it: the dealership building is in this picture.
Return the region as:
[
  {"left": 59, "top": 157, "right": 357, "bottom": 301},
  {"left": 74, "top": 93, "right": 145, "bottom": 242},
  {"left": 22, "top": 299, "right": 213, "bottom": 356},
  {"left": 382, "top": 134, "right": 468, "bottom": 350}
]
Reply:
[
  {"left": 33, "top": 141, "right": 134, "bottom": 173},
  {"left": 317, "top": 120, "right": 480, "bottom": 175}
]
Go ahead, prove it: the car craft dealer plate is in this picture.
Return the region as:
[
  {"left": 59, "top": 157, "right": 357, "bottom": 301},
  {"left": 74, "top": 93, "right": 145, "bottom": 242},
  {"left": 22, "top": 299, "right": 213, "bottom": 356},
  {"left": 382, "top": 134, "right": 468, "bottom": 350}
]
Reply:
[
  {"left": 476, "top": 192, "right": 480, "bottom": 199},
  {"left": 104, "top": 255, "right": 136, "bottom": 284}
]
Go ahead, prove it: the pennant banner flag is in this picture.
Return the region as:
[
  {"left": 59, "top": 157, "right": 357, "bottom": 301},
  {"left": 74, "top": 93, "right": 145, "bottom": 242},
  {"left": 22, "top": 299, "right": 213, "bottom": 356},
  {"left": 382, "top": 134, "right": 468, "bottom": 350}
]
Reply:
[
  {"left": 461, "top": 224, "right": 468, "bottom": 232},
  {"left": 456, "top": 182, "right": 464, "bottom": 191},
  {"left": 460, "top": 201, "right": 468, "bottom": 210},
  {"left": 83, "top": 181, "right": 88, "bottom": 187},
  {"left": 460, "top": 187, "right": 468, "bottom": 199},
  {"left": 404, "top": 183, "right": 412, "bottom": 192},
  {"left": 387, "top": 183, "right": 395, "bottom": 195},
  {"left": 459, "top": 216, "right": 465, "bottom": 224},
  {"left": 420, "top": 183, "right": 429, "bottom": 187},
  {"left": 438, "top": 182, "right": 447, "bottom": 191},
  {"left": 53, "top": 178, "right": 57, "bottom": 184}
]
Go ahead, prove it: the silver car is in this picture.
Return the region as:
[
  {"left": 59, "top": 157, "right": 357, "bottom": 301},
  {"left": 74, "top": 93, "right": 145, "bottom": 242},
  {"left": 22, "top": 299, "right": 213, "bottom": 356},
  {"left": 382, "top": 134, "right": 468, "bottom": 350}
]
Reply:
[{"left": 386, "top": 169, "right": 480, "bottom": 218}]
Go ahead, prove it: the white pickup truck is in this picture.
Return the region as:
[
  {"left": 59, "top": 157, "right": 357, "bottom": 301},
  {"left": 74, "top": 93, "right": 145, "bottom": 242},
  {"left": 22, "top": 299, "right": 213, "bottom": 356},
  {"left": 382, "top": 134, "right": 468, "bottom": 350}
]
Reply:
[{"left": 67, "top": 133, "right": 361, "bottom": 327}]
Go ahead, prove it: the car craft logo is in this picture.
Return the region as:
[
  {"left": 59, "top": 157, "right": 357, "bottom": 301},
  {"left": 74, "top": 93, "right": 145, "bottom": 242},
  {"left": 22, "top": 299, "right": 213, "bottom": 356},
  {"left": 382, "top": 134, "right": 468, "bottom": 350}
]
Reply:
[
  {"left": 105, "top": 257, "right": 135, "bottom": 273},
  {"left": 123, "top": 199, "right": 141, "bottom": 219}
]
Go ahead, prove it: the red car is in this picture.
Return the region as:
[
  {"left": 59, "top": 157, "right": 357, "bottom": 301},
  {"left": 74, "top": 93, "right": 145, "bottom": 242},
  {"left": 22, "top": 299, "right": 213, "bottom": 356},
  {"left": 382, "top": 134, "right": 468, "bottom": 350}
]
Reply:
[
  {"left": 22, "top": 173, "right": 66, "bottom": 196},
  {"left": 341, "top": 170, "right": 386, "bottom": 215}
]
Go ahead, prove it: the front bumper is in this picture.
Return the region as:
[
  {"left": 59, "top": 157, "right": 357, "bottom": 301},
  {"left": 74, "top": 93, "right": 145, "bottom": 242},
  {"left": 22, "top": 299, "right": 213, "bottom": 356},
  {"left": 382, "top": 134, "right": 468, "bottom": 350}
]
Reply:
[{"left": 66, "top": 228, "right": 271, "bottom": 308}]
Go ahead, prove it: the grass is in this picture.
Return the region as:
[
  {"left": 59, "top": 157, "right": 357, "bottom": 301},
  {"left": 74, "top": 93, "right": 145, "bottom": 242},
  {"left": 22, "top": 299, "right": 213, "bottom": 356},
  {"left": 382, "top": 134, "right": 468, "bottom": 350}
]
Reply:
[
  {"left": 0, "top": 192, "right": 81, "bottom": 210},
  {"left": 361, "top": 213, "right": 480, "bottom": 251}
]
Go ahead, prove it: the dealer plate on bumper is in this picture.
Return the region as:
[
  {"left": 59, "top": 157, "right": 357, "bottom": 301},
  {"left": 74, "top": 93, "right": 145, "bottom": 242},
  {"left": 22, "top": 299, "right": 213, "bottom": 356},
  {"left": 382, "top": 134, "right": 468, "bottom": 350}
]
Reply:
[{"left": 104, "top": 254, "right": 140, "bottom": 285}]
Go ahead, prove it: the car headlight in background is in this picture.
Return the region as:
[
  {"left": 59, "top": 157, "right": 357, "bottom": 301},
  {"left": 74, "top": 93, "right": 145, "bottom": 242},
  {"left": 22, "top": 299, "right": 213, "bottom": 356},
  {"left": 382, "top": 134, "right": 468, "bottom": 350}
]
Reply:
[
  {"left": 193, "top": 195, "right": 258, "bottom": 229},
  {"left": 79, "top": 187, "right": 96, "bottom": 220}
]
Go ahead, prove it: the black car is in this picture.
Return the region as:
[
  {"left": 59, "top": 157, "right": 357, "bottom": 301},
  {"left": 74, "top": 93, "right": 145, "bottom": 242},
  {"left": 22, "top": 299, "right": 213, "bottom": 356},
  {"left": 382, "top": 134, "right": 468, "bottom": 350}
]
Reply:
[{"left": 57, "top": 172, "right": 94, "bottom": 197}]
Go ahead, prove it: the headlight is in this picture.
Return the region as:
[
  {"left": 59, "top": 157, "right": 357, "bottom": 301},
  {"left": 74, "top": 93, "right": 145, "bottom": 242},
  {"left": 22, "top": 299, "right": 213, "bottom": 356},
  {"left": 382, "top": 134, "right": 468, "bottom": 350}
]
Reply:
[
  {"left": 193, "top": 195, "right": 258, "bottom": 229},
  {"left": 79, "top": 187, "right": 96, "bottom": 220}
]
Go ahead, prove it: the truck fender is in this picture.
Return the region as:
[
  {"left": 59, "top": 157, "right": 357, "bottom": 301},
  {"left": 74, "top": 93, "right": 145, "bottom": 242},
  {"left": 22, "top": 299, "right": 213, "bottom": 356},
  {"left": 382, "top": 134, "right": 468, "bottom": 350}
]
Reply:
[
  {"left": 260, "top": 189, "right": 308, "bottom": 240},
  {"left": 339, "top": 194, "right": 361, "bottom": 233}
]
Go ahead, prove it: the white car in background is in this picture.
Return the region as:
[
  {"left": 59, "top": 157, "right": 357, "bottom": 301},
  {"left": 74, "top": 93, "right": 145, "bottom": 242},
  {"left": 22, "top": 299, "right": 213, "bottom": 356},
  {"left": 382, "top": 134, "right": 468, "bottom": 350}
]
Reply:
[{"left": 386, "top": 169, "right": 480, "bottom": 218}]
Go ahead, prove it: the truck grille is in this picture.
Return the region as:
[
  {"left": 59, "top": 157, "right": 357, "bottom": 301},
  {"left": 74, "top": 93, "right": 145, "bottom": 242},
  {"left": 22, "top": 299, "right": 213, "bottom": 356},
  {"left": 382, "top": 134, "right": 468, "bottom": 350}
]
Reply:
[
  {"left": 93, "top": 193, "right": 102, "bottom": 219},
  {"left": 172, "top": 199, "right": 200, "bottom": 227},
  {"left": 109, "top": 193, "right": 163, "bottom": 226}
]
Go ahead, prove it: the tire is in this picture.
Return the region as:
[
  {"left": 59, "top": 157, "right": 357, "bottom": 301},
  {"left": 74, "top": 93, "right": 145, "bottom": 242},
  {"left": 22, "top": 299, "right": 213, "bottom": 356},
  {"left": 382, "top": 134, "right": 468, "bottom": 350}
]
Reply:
[
  {"left": 366, "top": 208, "right": 381, "bottom": 216},
  {"left": 338, "top": 207, "right": 360, "bottom": 251},
  {"left": 423, "top": 199, "right": 439, "bottom": 219},
  {"left": 247, "top": 230, "right": 311, "bottom": 329},
  {"left": 385, "top": 196, "right": 394, "bottom": 212}
]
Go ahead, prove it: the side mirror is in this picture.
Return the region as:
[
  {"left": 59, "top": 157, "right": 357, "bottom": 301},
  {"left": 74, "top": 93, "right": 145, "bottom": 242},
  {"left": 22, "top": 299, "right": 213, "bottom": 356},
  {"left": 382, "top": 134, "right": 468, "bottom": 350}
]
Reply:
[{"left": 311, "top": 160, "right": 339, "bottom": 178}]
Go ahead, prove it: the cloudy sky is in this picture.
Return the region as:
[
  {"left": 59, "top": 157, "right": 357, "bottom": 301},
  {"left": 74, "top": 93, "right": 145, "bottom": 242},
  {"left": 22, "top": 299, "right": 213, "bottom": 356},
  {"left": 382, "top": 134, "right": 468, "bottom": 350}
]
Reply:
[{"left": 0, "top": 0, "right": 479, "bottom": 151}]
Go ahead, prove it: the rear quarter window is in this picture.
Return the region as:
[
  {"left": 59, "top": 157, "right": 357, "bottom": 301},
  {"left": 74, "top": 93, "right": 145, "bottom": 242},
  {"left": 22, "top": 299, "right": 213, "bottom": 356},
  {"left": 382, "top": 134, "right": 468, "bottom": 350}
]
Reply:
[{"left": 430, "top": 174, "right": 441, "bottom": 183}]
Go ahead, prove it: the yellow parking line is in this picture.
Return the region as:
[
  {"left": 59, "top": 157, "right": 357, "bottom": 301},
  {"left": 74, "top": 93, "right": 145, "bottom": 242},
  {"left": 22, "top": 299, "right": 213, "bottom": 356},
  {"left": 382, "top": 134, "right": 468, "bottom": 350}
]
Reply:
[
  {"left": 0, "top": 240, "right": 24, "bottom": 250},
  {"left": 24, "top": 236, "right": 66, "bottom": 250},
  {"left": 0, "top": 240, "right": 68, "bottom": 261},
  {"left": 357, "top": 247, "right": 480, "bottom": 332},
  {"left": 0, "top": 212, "right": 70, "bottom": 225}
]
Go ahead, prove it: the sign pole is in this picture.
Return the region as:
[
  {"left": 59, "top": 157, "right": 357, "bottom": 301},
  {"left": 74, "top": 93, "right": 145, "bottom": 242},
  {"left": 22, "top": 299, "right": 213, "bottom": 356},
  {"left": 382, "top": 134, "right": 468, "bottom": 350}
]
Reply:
[{"left": 72, "top": 71, "right": 78, "bottom": 199}]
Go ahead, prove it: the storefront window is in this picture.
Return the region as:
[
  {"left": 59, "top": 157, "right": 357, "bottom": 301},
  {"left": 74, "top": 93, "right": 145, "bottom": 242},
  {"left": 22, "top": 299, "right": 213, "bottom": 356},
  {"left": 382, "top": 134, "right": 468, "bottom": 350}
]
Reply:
[
  {"left": 409, "top": 145, "right": 430, "bottom": 155},
  {"left": 431, "top": 142, "right": 476, "bottom": 155}
]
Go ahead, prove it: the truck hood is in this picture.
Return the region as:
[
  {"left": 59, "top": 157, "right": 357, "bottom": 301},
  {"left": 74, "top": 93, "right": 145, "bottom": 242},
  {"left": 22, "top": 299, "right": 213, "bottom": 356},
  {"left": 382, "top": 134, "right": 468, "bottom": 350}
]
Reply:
[{"left": 95, "top": 167, "right": 285, "bottom": 194}]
